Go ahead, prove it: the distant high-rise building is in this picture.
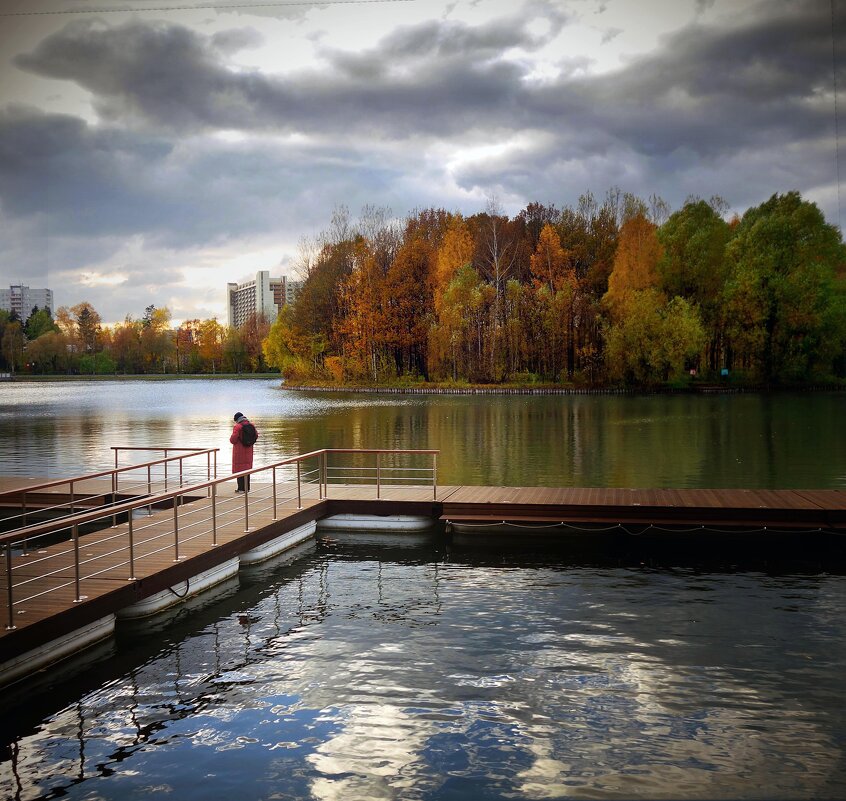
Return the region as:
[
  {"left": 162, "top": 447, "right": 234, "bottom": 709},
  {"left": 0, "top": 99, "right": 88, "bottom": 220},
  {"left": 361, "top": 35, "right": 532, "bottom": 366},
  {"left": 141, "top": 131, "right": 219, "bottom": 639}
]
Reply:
[
  {"left": 228, "top": 271, "right": 303, "bottom": 328},
  {"left": 226, "top": 271, "right": 277, "bottom": 329},
  {"left": 1, "top": 284, "right": 54, "bottom": 318},
  {"left": 284, "top": 277, "right": 304, "bottom": 306},
  {"left": 269, "top": 275, "right": 304, "bottom": 310}
]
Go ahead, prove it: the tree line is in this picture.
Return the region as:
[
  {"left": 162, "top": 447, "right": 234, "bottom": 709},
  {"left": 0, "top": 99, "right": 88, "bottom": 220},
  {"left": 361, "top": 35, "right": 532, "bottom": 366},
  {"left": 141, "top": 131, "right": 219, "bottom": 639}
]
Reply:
[
  {"left": 0, "top": 303, "right": 272, "bottom": 375},
  {"left": 3, "top": 189, "right": 843, "bottom": 386},
  {"left": 263, "top": 190, "right": 846, "bottom": 386}
]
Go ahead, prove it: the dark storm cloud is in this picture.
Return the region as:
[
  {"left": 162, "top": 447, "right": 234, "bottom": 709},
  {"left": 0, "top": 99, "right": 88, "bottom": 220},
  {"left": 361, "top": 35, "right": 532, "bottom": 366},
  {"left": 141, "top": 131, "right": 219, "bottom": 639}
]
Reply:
[
  {"left": 12, "top": 7, "right": 566, "bottom": 136},
  {"left": 0, "top": 105, "right": 410, "bottom": 246},
  {"left": 14, "top": 2, "right": 840, "bottom": 171},
  {"left": 0, "top": 105, "right": 173, "bottom": 230}
]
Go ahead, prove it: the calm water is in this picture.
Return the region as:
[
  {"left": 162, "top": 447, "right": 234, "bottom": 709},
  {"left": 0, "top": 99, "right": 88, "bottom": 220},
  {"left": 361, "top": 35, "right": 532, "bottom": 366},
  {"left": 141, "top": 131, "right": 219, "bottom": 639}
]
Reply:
[
  {"left": 2, "top": 381, "right": 846, "bottom": 799},
  {"left": 2, "top": 537, "right": 846, "bottom": 800},
  {"left": 0, "top": 379, "right": 843, "bottom": 488}
]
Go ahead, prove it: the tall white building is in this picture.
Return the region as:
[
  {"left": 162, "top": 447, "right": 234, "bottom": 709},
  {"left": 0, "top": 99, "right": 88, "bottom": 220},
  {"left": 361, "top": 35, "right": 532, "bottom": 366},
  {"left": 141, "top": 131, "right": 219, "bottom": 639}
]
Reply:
[
  {"left": 226, "top": 271, "right": 277, "bottom": 329},
  {"left": 227, "top": 271, "right": 303, "bottom": 328},
  {"left": 1, "top": 285, "right": 54, "bottom": 318},
  {"left": 270, "top": 275, "right": 304, "bottom": 310}
]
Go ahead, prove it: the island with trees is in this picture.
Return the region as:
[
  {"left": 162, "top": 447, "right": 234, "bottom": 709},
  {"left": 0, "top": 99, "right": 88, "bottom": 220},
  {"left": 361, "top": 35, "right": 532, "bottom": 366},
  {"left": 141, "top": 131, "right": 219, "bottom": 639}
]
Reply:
[{"left": 2, "top": 189, "right": 844, "bottom": 389}]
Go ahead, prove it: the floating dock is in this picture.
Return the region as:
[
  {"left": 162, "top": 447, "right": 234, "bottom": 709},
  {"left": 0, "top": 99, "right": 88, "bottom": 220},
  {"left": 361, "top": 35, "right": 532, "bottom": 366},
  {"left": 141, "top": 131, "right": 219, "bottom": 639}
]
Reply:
[{"left": 2, "top": 446, "right": 845, "bottom": 686}]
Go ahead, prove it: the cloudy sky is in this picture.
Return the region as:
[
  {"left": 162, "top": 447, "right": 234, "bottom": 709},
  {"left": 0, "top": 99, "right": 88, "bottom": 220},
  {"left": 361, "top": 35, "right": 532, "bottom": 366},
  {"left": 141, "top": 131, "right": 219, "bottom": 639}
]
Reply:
[{"left": 0, "top": 0, "right": 842, "bottom": 324}]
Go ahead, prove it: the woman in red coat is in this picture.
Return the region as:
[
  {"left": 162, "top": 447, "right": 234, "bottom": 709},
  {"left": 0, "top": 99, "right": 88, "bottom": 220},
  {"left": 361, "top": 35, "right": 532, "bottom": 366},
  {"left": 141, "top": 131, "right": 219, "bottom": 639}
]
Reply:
[{"left": 230, "top": 412, "right": 258, "bottom": 492}]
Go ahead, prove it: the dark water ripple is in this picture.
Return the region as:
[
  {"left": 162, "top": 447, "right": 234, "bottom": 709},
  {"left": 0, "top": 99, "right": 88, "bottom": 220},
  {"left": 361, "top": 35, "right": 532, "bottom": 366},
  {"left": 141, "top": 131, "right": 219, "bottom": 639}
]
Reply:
[{"left": 2, "top": 539, "right": 846, "bottom": 800}]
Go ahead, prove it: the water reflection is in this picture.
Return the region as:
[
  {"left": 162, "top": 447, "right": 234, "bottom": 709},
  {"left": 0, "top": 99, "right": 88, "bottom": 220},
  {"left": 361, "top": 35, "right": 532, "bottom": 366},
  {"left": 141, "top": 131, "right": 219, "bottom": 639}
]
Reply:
[
  {"left": 2, "top": 538, "right": 846, "bottom": 800},
  {"left": 0, "top": 380, "right": 844, "bottom": 488}
]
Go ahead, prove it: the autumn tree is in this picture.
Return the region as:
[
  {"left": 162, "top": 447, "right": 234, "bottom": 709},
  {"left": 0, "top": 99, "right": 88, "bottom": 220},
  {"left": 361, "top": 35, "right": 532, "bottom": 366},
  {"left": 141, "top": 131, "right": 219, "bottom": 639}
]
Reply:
[
  {"left": 241, "top": 312, "right": 273, "bottom": 372},
  {"left": 529, "top": 224, "right": 569, "bottom": 292},
  {"left": 175, "top": 319, "right": 200, "bottom": 373},
  {"left": 429, "top": 264, "right": 492, "bottom": 381},
  {"left": 1, "top": 321, "right": 24, "bottom": 373},
  {"left": 197, "top": 318, "right": 224, "bottom": 373},
  {"left": 25, "top": 331, "right": 70, "bottom": 374},
  {"left": 263, "top": 305, "right": 327, "bottom": 380},
  {"left": 337, "top": 239, "right": 387, "bottom": 380},
  {"left": 604, "top": 214, "right": 663, "bottom": 319},
  {"left": 383, "top": 229, "right": 435, "bottom": 378},
  {"left": 433, "top": 216, "right": 475, "bottom": 313},
  {"left": 111, "top": 318, "right": 144, "bottom": 373},
  {"left": 72, "top": 302, "right": 102, "bottom": 354},
  {"left": 140, "top": 305, "right": 174, "bottom": 372},
  {"left": 605, "top": 290, "right": 705, "bottom": 384},
  {"left": 517, "top": 202, "right": 562, "bottom": 254}
]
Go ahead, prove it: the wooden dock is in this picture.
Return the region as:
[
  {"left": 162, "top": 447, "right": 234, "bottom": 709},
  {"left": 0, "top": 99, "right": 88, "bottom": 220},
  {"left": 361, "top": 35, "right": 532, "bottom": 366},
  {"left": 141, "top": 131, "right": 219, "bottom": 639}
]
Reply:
[
  {"left": 439, "top": 485, "right": 846, "bottom": 530},
  {"left": 2, "top": 467, "right": 846, "bottom": 683}
]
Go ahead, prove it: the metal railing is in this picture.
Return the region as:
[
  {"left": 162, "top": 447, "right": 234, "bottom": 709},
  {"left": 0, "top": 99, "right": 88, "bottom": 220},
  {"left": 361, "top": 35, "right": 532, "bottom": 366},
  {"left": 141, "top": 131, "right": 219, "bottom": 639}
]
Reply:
[
  {"left": 1, "top": 448, "right": 439, "bottom": 631},
  {"left": 0, "top": 447, "right": 219, "bottom": 540},
  {"left": 316, "top": 448, "right": 439, "bottom": 501},
  {"left": 112, "top": 446, "right": 218, "bottom": 486}
]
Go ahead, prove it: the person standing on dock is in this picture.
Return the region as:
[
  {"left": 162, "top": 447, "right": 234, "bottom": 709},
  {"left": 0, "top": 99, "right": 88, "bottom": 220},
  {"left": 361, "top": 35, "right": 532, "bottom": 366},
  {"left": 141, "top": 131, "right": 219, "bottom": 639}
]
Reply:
[{"left": 230, "top": 412, "right": 258, "bottom": 493}]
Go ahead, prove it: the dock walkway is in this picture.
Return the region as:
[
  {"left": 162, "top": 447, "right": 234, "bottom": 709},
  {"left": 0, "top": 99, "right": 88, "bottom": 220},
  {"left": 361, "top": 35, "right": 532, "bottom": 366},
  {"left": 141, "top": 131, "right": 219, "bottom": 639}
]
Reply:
[{"left": 2, "top": 451, "right": 846, "bottom": 684}]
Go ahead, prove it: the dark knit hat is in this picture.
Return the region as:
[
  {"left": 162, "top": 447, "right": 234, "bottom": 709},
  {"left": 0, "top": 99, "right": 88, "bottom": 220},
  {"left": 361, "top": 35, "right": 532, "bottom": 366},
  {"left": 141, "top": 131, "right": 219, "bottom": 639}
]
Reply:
[{"left": 234, "top": 412, "right": 246, "bottom": 422}]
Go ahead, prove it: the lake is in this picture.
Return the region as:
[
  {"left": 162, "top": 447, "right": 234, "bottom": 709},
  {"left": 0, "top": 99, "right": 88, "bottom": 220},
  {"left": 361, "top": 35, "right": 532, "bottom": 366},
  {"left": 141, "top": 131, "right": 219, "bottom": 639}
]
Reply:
[
  {"left": 0, "top": 378, "right": 843, "bottom": 488},
  {"left": 1, "top": 379, "right": 845, "bottom": 800}
]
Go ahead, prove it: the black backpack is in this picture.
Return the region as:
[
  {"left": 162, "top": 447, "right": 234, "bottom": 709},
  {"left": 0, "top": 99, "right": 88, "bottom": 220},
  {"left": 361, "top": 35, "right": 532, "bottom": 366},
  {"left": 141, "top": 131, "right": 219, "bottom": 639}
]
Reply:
[{"left": 239, "top": 422, "right": 258, "bottom": 447}]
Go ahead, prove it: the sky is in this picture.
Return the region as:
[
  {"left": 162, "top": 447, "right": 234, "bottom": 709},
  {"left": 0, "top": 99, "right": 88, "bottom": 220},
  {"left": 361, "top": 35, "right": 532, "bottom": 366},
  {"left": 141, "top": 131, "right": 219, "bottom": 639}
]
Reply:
[{"left": 0, "top": 0, "right": 842, "bottom": 325}]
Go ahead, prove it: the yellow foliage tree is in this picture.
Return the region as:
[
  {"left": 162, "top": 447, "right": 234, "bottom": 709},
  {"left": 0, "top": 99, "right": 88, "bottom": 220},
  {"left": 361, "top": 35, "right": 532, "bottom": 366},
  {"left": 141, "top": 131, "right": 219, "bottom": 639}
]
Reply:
[
  {"left": 604, "top": 214, "right": 663, "bottom": 319},
  {"left": 529, "top": 223, "right": 570, "bottom": 292},
  {"left": 434, "top": 217, "right": 474, "bottom": 313}
]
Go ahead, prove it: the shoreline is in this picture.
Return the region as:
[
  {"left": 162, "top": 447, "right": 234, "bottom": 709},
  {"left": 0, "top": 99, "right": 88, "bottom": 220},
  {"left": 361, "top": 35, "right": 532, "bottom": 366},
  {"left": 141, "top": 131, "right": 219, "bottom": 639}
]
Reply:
[
  {"left": 280, "top": 382, "right": 843, "bottom": 395},
  {"left": 3, "top": 374, "right": 842, "bottom": 394}
]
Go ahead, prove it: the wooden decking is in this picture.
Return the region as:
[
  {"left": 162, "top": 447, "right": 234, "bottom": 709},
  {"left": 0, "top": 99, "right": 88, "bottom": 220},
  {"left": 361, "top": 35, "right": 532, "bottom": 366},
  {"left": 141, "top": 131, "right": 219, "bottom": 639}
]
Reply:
[
  {"left": 2, "top": 480, "right": 846, "bottom": 675},
  {"left": 439, "top": 486, "right": 846, "bottom": 530}
]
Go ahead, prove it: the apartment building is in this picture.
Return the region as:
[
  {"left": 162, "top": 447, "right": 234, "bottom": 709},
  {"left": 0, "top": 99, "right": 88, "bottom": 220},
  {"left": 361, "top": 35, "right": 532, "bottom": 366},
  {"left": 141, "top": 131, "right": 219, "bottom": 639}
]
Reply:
[
  {"left": 1, "top": 284, "right": 54, "bottom": 318},
  {"left": 227, "top": 271, "right": 303, "bottom": 328}
]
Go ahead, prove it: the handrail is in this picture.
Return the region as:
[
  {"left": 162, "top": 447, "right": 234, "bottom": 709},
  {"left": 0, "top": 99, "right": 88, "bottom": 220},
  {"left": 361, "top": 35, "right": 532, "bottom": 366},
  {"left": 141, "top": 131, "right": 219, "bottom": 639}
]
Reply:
[
  {"left": 2, "top": 447, "right": 439, "bottom": 631},
  {"left": 112, "top": 446, "right": 214, "bottom": 452},
  {"left": 0, "top": 448, "right": 218, "bottom": 498},
  {"left": 0, "top": 448, "right": 439, "bottom": 546},
  {"left": 0, "top": 448, "right": 220, "bottom": 540}
]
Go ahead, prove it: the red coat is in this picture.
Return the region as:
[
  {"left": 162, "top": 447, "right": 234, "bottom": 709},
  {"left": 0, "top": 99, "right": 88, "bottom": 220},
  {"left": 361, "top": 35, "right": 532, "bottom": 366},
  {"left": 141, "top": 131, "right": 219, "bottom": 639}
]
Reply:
[{"left": 230, "top": 420, "right": 257, "bottom": 472}]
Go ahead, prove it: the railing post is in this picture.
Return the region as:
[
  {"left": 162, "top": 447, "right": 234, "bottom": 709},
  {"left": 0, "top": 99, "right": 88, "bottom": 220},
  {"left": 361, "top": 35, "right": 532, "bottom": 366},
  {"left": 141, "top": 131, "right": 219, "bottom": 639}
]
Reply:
[
  {"left": 21, "top": 491, "right": 28, "bottom": 556},
  {"left": 5, "top": 545, "right": 15, "bottom": 630},
  {"left": 433, "top": 452, "right": 438, "bottom": 501},
  {"left": 72, "top": 523, "right": 86, "bottom": 602},
  {"left": 111, "top": 471, "right": 118, "bottom": 528},
  {"left": 297, "top": 461, "right": 302, "bottom": 509},
  {"left": 147, "top": 465, "right": 153, "bottom": 516},
  {"left": 376, "top": 452, "right": 381, "bottom": 499},
  {"left": 164, "top": 449, "right": 168, "bottom": 490},
  {"left": 318, "top": 454, "right": 323, "bottom": 500},
  {"left": 70, "top": 480, "right": 75, "bottom": 516},
  {"left": 244, "top": 484, "right": 250, "bottom": 532},
  {"left": 179, "top": 456, "right": 184, "bottom": 488},
  {"left": 272, "top": 466, "right": 277, "bottom": 520},
  {"left": 173, "top": 501, "right": 180, "bottom": 561},
  {"left": 214, "top": 450, "right": 217, "bottom": 479},
  {"left": 207, "top": 451, "right": 211, "bottom": 494},
  {"left": 114, "top": 448, "right": 119, "bottom": 472},
  {"left": 211, "top": 484, "right": 218, "bottom": 546},
  {"left": 127, "top": 512, "right": 136, "bottom": 580}
]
